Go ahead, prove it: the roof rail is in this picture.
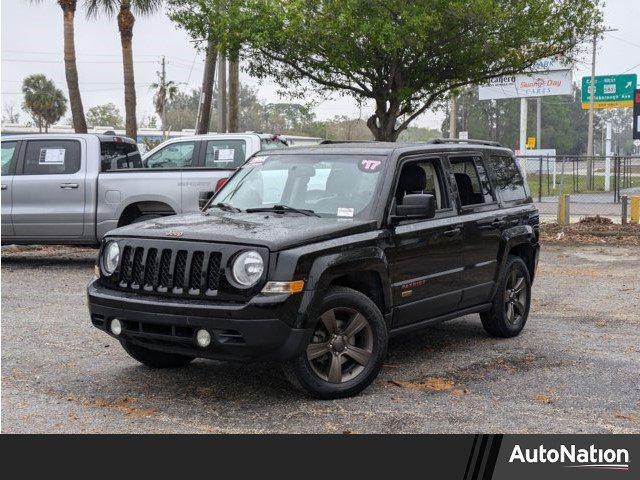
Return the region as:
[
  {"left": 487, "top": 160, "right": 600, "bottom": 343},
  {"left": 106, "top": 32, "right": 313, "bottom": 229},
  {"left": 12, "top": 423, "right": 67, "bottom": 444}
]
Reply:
[
  {"left": 319, "top": 140, "right": 373, "bottom": 145},
  {"left": 428, "top": 138, "right": 502, "bottom": 147}
]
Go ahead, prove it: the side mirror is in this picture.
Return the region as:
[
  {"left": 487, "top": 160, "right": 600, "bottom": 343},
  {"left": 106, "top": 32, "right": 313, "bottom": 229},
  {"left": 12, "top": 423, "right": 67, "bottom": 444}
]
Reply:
[{"left": 393, "top": 194, "right": 436, "bottom": 222}]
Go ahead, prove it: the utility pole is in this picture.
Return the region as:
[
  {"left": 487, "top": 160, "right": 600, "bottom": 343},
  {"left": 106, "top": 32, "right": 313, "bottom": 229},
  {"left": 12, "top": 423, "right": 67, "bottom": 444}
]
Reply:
[
  {"left": 586, "top": 28, "right": 618, "bottom": 189},
  {"left": 160, "top": 56, "right": 167, "bottom": 138},
  {"left": 449, "top": 95, "right": 457, "bottom": 139},
  {"left": 536, "top": 97, "right": 541, "bottom": 150},
  {"left": 586, "top": 31, "right": 597, "bottom": 189},
  {"left": 218, "top": 52, "right": 228, "bottom": 133},
  {"left": 195, "top": 37, "right": 217, "bottom": 135}
]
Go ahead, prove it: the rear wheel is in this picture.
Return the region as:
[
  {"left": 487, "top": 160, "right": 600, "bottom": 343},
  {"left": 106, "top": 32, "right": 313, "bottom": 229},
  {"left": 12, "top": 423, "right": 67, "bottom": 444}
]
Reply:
[
  {"left": 480, "top": 255, "right": 531, "bottom": 338},
  {"left": 121, "top": 341, "right": 194, "bottom": 368},
  {"left": 284, "top": 287, "right": 387, "bottom": 399}
]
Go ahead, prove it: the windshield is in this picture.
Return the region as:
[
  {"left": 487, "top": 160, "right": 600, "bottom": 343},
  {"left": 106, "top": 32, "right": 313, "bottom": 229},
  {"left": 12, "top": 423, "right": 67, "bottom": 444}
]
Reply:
[{"left": 211, "top": 154, "right": 387, "bottom": 219}]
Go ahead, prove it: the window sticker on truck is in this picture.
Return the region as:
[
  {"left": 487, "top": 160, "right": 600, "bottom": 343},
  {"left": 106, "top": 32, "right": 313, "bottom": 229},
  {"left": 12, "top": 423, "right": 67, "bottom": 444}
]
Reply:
[
  {"left": 38, "top": 148, "right": 66, "bottom": 165},
  {"left": 358, "top": 158, "right": 382, "bottom": 172},
  {"left": 217, "top": 149, "right": 236, "bottom": 161}
]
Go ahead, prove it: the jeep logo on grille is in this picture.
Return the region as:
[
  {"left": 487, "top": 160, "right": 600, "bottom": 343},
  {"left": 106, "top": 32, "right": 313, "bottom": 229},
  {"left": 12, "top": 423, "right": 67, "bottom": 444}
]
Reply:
[{"left": 165, "top": 231, "right": 183, "bottom": 238}]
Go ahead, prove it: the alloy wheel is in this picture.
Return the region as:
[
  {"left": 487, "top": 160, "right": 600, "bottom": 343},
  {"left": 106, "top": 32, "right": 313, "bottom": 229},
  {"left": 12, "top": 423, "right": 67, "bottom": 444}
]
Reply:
[
  {"left": 306, "top": 307, "right": 374, "bottom": 384},
  {"left": 504, "top": 268, "right": 527, "bottom": 325}
]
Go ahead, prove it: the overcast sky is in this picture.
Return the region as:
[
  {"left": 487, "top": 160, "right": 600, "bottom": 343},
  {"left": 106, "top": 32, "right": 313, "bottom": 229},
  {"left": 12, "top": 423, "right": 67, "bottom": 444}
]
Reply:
[{"left": 2, "top": 0, "right": 640, "bottom": 130}]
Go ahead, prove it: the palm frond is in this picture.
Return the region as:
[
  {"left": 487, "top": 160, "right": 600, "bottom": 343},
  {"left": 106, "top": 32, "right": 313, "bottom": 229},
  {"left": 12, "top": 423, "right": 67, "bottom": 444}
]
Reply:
[{"left": 84, "top": 0, "right": 119, "bottom": 19}]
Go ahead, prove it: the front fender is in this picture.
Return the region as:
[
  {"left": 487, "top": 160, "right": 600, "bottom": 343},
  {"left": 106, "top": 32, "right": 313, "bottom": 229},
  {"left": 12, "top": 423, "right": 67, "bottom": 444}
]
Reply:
[{"left": 291, "top": 246, "right": 391, "bottom": 330}]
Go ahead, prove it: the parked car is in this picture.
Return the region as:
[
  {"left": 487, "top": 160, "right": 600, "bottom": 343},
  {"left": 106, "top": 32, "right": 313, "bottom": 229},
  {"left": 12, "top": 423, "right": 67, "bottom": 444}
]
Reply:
[
  {"left": 1, "top": 133, "right": 287, "bottom": 245},
  {"left": 87, "top": 139, "right": 539, "bottom": 399}
]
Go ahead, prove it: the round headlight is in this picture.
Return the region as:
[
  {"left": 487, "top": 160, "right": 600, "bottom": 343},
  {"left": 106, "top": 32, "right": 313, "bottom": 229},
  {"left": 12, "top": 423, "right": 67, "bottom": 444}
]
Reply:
[
  {"left": 232, "top": 250, "right": 264, "bottom": 287},
  {"left": 102, "top": 241, "right": 120, "bottom": 276}
]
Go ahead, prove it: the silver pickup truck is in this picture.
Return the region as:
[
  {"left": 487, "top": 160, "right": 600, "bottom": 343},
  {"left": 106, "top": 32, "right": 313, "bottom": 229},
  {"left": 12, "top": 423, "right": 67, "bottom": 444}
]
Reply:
[{"left": 1, "top": 132, "right": 287, "bottom": 245}]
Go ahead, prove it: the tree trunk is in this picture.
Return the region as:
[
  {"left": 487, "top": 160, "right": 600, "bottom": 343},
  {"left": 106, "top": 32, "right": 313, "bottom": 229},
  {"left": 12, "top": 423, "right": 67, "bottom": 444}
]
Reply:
[
  {"left": 118, "top": 4, "right": 137, "bottom": 140},
  {"left": 228, "top": 56, "right": 239, "bottom": 133},
  {"left": 366, "top": 103, "right": 402, "bottom": 142},
  {"left": 61, "top": 2, "right": 87, "bottom": 133},
  {"left": 196, "top": 37, "right": 217, "bottom": 135},
  {"left": 218, "top": 52, "right": 227, "bottom": 133}
]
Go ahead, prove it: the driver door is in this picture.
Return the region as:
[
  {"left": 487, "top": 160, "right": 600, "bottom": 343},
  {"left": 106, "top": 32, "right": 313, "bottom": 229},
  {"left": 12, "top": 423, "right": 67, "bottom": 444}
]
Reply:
[{"left": 385, "top": 156, "right": 465, "bottom": 329}]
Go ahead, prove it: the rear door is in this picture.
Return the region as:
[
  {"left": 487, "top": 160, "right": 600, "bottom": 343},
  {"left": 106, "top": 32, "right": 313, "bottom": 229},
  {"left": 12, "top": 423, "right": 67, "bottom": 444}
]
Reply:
[
  {"left": 12, "top": 138, "right": 86, "bottom": 238},
  {"left": 1, "top": 140, "right": 19, "bottom": 237},
  {"left": 180, "top": 138, "right": 248, "bottom": 213},
  {"left": 448, "top": 153, "right": 502, "bottom": 308}
]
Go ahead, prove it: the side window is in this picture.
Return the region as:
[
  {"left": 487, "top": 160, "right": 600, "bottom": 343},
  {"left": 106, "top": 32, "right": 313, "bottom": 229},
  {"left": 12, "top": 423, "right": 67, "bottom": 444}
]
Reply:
[
  {"left": 204, "top": 140, "right": 246, "bottom": 168},
  {"left": 145, "top": 141, "right": 196, "bottom": 169},
  {"left": 1, "top": 141, "right": 17, "bottom": 175},
  {"left": 100, "top": 141, "right": 142, "bottom": 171},
  {"left": 485, "top": 155, "right": 528, "bottom": 202},
  {"left": 23, "top": 140, "right": 81, "bottom": 175},
  {"left": 395, "top": 159, "right": 449, "bottom": 210},
  {"left": 450, "top": 156, "right": 492, "bottom": 207}
]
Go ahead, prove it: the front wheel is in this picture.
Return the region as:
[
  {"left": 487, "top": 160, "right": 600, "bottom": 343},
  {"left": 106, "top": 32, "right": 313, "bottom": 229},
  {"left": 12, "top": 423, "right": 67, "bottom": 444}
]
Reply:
[
  {"left": 480, "top": 255, "right": 531, "bottom": 338},
  {"left": 284, "top": 287, "right": 388, "bottom": 399}
]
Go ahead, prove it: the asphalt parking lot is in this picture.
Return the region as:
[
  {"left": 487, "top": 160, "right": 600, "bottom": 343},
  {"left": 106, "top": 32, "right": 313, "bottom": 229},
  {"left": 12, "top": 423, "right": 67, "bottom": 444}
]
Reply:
[{"left": 1, "top": 244, "right": 639, "bottom": 433}]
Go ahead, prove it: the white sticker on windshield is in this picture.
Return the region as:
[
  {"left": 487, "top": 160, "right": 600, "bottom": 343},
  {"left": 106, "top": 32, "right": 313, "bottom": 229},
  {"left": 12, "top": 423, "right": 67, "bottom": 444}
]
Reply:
[
  {"left": 217, "top": 148, "right": 235, "bottom": 161},
  {"left": 39, "top": 148, "right": 65, "bottom": 165},
  {"left": 337, "top": 207, "right": 354, "bottom": 217}
]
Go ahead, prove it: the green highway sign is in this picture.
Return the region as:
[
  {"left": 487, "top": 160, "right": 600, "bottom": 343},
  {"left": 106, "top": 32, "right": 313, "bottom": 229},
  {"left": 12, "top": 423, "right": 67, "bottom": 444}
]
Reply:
[{"left": 581, "top": 74, "right": 638, "bottom": 109}]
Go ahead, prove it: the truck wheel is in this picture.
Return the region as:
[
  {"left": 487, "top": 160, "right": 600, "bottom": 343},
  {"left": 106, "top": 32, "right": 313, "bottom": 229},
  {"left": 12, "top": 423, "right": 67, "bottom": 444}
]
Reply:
[
  {"left": 121, "top": 341, "right": 194, "bottom": 368},
  {"left": 283, "top": 287, "right": 388, "bottom": 399},
  {"left": 480, "top": 255, "right": 531, "bottom": 338}
]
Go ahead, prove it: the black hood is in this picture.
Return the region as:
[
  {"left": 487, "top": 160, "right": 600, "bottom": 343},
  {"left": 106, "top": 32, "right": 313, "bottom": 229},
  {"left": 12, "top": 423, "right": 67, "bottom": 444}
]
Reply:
[{"left": 110, "top": 211, "right": 378, "bottom": 251}]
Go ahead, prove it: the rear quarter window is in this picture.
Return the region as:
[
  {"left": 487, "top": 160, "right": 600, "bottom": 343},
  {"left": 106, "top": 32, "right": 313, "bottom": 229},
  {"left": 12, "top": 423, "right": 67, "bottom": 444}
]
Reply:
[{"left": 485, "top": 155, "right": 529, "bottom": 203}]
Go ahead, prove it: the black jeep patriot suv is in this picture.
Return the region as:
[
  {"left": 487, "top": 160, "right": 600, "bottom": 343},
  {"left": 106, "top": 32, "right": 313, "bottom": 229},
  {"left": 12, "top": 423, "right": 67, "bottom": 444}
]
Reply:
[{"left": 88, "top": 140, "right": 539, "bottom": 399}]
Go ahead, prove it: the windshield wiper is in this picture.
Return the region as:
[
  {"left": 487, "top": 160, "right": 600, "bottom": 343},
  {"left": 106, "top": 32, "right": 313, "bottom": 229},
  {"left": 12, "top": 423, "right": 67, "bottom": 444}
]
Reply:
[
  {"left": 210, "top": 202, "right": 241, "bottom": 213},
  {"left": 246, "top": 204, "right": 320, "bottom": 217}
]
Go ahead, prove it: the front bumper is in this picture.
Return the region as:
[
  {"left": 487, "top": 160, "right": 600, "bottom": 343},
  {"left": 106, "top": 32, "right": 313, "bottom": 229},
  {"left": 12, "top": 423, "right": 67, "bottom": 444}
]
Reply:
[{"left": 87, "top": 280, "right": 312, "bottom": 361}]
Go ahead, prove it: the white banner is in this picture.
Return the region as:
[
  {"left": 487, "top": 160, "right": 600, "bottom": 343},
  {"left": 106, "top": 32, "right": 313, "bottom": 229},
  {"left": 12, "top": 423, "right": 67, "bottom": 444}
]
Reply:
[{"left": 479, "top": 69, "right": 573, "bottom": 100}]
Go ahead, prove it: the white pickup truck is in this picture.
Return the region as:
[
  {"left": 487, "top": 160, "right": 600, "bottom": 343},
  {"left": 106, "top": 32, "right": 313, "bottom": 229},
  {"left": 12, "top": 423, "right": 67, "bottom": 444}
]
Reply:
[{"left": 1, "top": 132, "right": 288, "bottom": 245}]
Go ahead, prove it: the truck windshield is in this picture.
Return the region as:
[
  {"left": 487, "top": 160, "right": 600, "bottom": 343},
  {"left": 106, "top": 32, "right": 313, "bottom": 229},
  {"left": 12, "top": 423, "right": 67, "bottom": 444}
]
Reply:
[{"left": 211, "top": 154, "right": 387, "bottom": 219}]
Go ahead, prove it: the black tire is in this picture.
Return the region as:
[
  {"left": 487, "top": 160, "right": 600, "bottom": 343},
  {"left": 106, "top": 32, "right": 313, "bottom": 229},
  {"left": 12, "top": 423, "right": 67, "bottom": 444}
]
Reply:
[
  {"left": 121, "top": 341, "right": 194, "bottom": 369},
  {"left": 480, "top": 255, "right": 531, "bottom": 338},
  {"left": 283, "top": 287, "right": 388, "bottom": 399}
]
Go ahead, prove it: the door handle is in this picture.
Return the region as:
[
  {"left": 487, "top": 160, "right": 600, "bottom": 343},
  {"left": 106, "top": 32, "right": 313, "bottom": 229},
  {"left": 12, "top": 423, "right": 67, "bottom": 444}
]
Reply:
[
  {"left": 443, "top": 227, "right": 461, "bottom": 237},
  {"left": 59, "top": 183, "right": 79, "bottom": 189},
  {"left": 1, "top": 184, "right": 6, "bottom": 190}
]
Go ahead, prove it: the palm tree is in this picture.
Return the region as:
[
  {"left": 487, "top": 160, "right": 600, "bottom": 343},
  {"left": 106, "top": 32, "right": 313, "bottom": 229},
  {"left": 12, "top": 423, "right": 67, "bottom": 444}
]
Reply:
[
  {"left": 22, "top": 74, "right": 68, "bottom": 132},
  {"left": 85, "top": 0, "right": 162, "bottom": 140},
  {"left": 34, "top": 1, "right": 87, "bottom": 132},
  {"left": 150, "top": 57, "right": 178, "bottom": 138}
]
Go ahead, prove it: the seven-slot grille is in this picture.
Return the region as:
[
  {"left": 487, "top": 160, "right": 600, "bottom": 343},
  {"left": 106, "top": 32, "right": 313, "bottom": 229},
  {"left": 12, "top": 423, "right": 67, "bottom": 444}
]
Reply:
[{"left": 115, "top": 244, "right": 222, "bottom": 297}]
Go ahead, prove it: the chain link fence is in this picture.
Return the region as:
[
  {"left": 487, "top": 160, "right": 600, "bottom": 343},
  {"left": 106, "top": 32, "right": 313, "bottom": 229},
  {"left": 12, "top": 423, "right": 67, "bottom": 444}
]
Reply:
[{"left": 517, "top": 155, "right": 640, "bottom": 223}]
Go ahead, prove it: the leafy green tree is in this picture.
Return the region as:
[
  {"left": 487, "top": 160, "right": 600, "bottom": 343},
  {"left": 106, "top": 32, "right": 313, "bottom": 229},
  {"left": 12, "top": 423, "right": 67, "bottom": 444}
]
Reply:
[
  {"left": 86, "top": 102, "right": 124, "bottom": 128},
  {"left": 150, "top": 59, "right": 179, "bottom": 135},
  {"left": 22, "top": 74, "right": 68, "bottom": 132},
  {"left": 85, "top": 0, "right": 163, "bottom": 140},
  {"left": 238, "top": 0, "right": 601, "bottom": 141}
]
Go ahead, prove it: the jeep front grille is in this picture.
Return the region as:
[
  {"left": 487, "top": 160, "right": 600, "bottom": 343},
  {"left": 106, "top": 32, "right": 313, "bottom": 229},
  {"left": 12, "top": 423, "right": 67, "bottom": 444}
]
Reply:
[{"left": 114, "top": 244, "right": 222, "bottom": 297}]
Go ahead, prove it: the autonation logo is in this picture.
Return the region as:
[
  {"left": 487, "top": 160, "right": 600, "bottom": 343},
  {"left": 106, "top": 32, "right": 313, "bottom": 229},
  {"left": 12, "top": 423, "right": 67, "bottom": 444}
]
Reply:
[{"left": 509, "top": 444, "right": 630, "bottom": 471}]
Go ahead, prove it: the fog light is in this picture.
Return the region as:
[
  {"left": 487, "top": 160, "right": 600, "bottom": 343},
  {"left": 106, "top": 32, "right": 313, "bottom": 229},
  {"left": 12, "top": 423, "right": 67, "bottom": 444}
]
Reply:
[
  {"left": 110, "top": 319, "right": 122, "bottom": 336},
  {"left": 196, "top": 329, "right": 211, "bottom": 348}
]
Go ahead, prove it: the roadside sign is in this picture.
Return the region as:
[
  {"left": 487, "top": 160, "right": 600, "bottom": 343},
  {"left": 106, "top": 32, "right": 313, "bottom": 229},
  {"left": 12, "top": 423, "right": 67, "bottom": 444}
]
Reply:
[
  {"left": 458, "top": 131, "right": 469, "bottom": 140},
  {"left": 479, "top": 69, "right": 572, "bottom": 100},
  {"left": 634, "top": 89, "right": 640, "bottom": 140},
  {"left": 581, "top": 74, "right": 638, "bottom": 109},
  {"left": 526, "top": 137, "right": 536, "bottom": 149}
]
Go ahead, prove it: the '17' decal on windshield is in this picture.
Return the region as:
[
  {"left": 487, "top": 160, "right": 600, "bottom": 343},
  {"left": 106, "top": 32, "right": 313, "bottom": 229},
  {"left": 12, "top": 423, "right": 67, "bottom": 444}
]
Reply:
[{"left": 359, "top": 159, "right": 382, "bottom": 172}]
